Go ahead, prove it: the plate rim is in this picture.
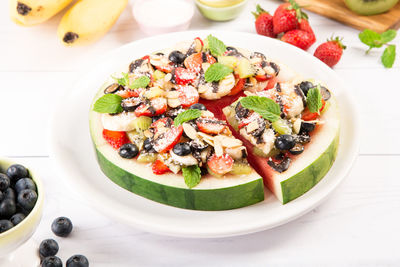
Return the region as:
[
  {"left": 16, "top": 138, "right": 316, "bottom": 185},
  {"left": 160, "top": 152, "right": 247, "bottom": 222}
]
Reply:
[{"left": 49, "top": 30, "right": 361, "bottom": 238}]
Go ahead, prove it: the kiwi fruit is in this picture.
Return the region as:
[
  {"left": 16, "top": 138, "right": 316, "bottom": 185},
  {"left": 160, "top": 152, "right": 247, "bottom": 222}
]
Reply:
[{"left": 344, "top": 0, "right": 399, "bottom": 15}]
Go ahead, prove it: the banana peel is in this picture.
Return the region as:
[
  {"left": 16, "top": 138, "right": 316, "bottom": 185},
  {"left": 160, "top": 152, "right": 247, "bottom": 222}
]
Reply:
[
  {"left": 57, "top": 0, "right": 128, "bottom": 46},
  {"left": 9, "top": 0, "right": 74, "bottom": 26}
]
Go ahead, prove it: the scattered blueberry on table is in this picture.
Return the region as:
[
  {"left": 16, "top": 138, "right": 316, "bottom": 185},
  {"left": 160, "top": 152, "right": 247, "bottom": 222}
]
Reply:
[
  {"left": 41, "top": 256, "right": 63, "bottom": 267},
  {"left": 66, "top": 254, "right": 89, "bottom": 267},
  {"left": 0, "top": 163, "right": 37, "bottom": 233},
  {"left": 39, "top": 239, "right": 59, "bottom": 258},
  {"left": 52, "top": 216, "right": 73, "bottom": 237}
]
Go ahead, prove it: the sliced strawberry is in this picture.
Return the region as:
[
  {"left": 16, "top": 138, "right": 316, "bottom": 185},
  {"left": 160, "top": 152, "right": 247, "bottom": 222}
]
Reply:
[
  {"left": 155, "top": 64, "right": 173, "bottom": 73},
  {"left": 174, "top": 67, "right": 197, "bottom": 85},
  {"left": 102, "top": 129, "right": 130, "bottom": 149},
  {"left": 177, "top": 85, "right": 199, "bottom": 108},
  {"left": 184, "top": 53, "right": 202, "bottom": 73},
  {"left": 195, "top": 37, "right": 204, "bottom": 47},
  {"left": 116, "top": 88, "right": 144, "bottom": 98},
  {"left": 151, "top": 117, "right": 173, "bottom": 129},
  {"left": 142, "top": 55, "right": 150, "bottom": 62},
  {"left": 196, "top": 118, "right": 226, "bottom": 135},
  {"left": 302, "top": 99, "right": 325, "bottom": 121},
  {"left": 153, "top": 125, "right": 183, "bottom": 153},
  {"left": 255, "top": 74, "right": 269, "bottom": 82},
  {"left": 229, "top": 75, "right": 246, "bottom": 96},
  {"left": 265, "top": 77, "right": 277, "bottom": 90},
  {"left": 134, "top": 97, "right": 167, "bottom": 117},
  {"left": 207, "top": 154, "right": 234, "bottom": 175},
  {"left": 152, "top": 159, "right": 171, "bottom": 175}
]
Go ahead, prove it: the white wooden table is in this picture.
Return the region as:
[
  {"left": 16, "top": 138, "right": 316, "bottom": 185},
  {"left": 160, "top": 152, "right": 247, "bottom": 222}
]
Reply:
[{"left": 1, "top": 0, "right": 399, "bottom": 266}]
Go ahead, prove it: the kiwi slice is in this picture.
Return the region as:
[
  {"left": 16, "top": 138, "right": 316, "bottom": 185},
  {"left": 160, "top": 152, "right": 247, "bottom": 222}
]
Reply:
[
  {"left": 230, "top": 162, "right": 253, "bottom": 175},
  {"left": 344, "top": 0, "right": 399, "bottom": 15},
  {"left": 137, "top": 153, "right": 157, "bottom": 163},
  {"left": 132, "top": 116, "right": 152, "bottom": 131}
]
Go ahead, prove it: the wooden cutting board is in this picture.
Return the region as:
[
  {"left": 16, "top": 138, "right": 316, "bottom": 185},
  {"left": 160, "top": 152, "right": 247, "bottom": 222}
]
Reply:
[{"left": 284, "top": 0, "right": 400, "bottom": 33}]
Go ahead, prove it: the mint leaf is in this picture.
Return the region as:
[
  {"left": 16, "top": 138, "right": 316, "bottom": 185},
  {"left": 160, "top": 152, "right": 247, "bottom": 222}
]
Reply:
[
  {"left": 93, "top": 94, "right": 123, "bottom": 114},
  {"left": 359, "top": 29, "right": 382, "bottom": 48},
  {"left": 381, "top": 45, "right": 396, "bottom": 68},
  {"left": 130, "top": 76, "right": 150, "bottom": 89},
  {"left": 206, "top": 35, "right": 226, "bottom": 57},
  {"left": 306, "top": 85, "right": 322, "bottom": 114},
  {"left": 174, "top": 109, "right": 202, "bottom": 126},
  {"left": 112, "top": 72, "right": 130, "bottom": 86},
  {"left": 240, "top": 96, "right": 281, "bottom": 122},
  {"left": 182, "top": 165, "right": 201, "bottom": 188},
  {"left": 204, "top": 63, "right": 233, "bottom": 82},
  {"left": 381, "top": 29, "right": 397, "bottom": 44}
]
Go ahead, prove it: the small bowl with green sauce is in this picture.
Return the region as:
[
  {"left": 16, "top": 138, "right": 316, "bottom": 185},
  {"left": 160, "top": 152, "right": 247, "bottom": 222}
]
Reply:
[{"left": 195, "top": 0, "right": 248, "bottom": 21}]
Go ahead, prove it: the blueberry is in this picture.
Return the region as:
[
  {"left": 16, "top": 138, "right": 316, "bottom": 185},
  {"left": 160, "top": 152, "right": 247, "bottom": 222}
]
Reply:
[
  {"left": 0, "top": 174, "right": 10, "bottom": 191},
  {"left": 51, "top": 217, "right": 73, "bottom": 237},
  {"left": 66, "top": 255, "right": 89, "bottom": 267},
  {"left": 173, "top": 143, "right": 191, "bottom": 156},
  {"left": 118, "top": 143, "right": 139, "bottom": 159},
  {"left": 289, "top": 143, "right": 304, "bottom": 155},
  {"left": 143, "top": 138, "right": 155, "bottom": 153},
  {"left": 6, "top": 164, "right": 28, "bottom": 183},
  {"left": 10, "top": 213, "right": 25, "bottom": 225},
  {"left": 152, "top": 114, "right": 165, "bottom": 123},
  {"left": 17, "top": 189, "right": 37, "bottom": 211},
  {"left": 300, "top": 122, "right": 316, "bottom": 133},
  {"left": 274, "top": 135, "right": 296, "bottom": 151},
  {"left": 0, "top": 198, "right": 16, "bottom": 218},
  {"left": 189, "top": 103, "right": 206, "bottom": 111},
  {"left": 39, "top": 239, "right": 59, "bottom": 258},
  {"left": 226, "top": 46, "right": 238, "bottom": 52},
  {"left": 41, "top": 256, "right": 62, "bottom": 267},
  {"left": 299, "top": 81, "right": 314, "bottom": 96},
  {"left": 4, "top": 188, "right": 15, "bottom": 201},
  {"left": 0, "top": 220, "right": 13, "bottom": 233},
  {"left": 168, "top": 50, "right": 185, "bottom": 64},
  {"left": 15, "top": 178, "right": 36, "bottom": 193}
]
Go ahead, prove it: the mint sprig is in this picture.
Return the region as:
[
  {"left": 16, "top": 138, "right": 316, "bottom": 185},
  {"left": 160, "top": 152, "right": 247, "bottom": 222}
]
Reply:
[
  {"left": 240, "top": 96, "right": 281, "bottom": 122},
  {"left": 182, "top": 165, "right": 201, "bottom": 188},
  {"left": 306, "top": 85, "right": 322, "bottom": 114},
  {"left": 359, "top": 29, "right": 397, "bottom": 68},
  {"left": 130, "top": 76, "right": 150, "bottom": 89},
  {"left": 112, "top": 72, "right": 130, "bottom": 86},
  {"left": 206, "top": 35, "right": 226, "bottom": 57},
  {"left": 174, "top": 109, "right": 202, "bottom": 126},
  {"left": 204, "top": 63, "right": 233, "bottom": 82},
  {"left": 93, "top": 94, "right": 123, "bottom": 114}
]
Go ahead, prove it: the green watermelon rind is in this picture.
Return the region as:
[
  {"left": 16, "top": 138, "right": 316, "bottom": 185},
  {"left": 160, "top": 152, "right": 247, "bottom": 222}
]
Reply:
[
  {"left": 280, "top": 131, "right": 339, "bottom": 204},
  {"left": 93, "top": 146, "right": 265, "bottom": 210}
]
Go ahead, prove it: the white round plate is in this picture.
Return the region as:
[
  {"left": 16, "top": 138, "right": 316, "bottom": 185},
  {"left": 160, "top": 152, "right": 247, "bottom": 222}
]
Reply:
[{"left": 50, "top": 31, "right": 360, "bottom": 238}]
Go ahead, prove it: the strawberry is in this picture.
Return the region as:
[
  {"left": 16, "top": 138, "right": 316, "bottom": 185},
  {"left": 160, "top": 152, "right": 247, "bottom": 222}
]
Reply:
[
  {"left": 196, "top": 118, "right": 226, "bottom": 135},
  {"left": 102, "top": 129, "right": 130, "bottom": 149},
  {"left": 302, "top": 99, "right": 326, "bottom": 121},
  {"left": 184, "top": 53, "right": 216, "bottom": 73},
  {"left": 299, "top": 18, "right": 316, "bottom": 43},
  {"left": 207, "top": 154, "right": 234, "bottom": 176},
  {"left": 281, "top": 29, "right": 315, "bottom": 50},
  {"left": 152, "top": 159, "right": 171, "bottom": 175},
  {"left": 134, "top": 97, "right": 167, "bottom": 117},
  {"left": 228, "top": 75, "right": 246, "bottom": 96},
  {"left": 153, "top": 125, "right": 183, "bottom": 153},
  {"left": 273, "top": 0, "right": 308, "bottom": 35},
  {"left": 252, "top": 4, "right": 275, "bottom": 38},
  {"left": 314, "top": 37, "right": 346, "bottom": 67},
  {"left": 174, "top": 67, "right": 197, "bottom": 85},
  {"left": 177, "top": 85, "right": 199, "bottom": 108}
]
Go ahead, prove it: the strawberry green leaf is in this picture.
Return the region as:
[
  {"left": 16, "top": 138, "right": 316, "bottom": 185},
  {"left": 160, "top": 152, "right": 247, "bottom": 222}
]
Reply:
[{"left": 381, "top": 45, "right": 396, "bottom": 68}]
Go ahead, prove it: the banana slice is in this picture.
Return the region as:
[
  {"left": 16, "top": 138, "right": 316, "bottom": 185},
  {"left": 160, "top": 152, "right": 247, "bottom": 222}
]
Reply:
[{"left": 101, "top": 112, "right": 138, "bottom": 132}]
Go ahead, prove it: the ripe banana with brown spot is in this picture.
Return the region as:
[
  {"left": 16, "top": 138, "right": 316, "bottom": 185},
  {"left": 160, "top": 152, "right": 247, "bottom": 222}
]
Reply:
[
  {"left": 9, "top": 0, "right": 74, "bottom": 26},
  {"left": 57, "top": 0, "right": 128, "bottom": 46}
]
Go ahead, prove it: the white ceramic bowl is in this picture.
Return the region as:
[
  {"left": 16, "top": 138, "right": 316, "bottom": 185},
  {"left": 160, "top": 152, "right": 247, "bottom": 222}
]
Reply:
[
  {"left": 0, "top": 158, "right": 44, "bottom": 264},
  {"left": 132, "top": 0, "right": 194, "bottom": 35}
]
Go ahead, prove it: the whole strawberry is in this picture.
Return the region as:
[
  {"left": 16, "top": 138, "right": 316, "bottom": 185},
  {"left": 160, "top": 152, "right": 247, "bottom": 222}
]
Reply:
[
  {"left": 273, "top": 0, "right": 308, "bottom": 35},
  {"left": 314, "top": 37, "right": 346, "bottom": 67},
  {"left": 299, "top": 18, "right": 316, "bottom": 43},
  {"left": 281, "top": 29, "right": 315, "bottom": 50},
  {"left": 253, "top": 4, "right": 275, "bottom": 38}
]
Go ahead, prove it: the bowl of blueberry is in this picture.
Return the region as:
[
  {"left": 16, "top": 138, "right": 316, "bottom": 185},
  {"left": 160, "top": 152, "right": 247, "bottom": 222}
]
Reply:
[{"left": 0, "top": 158, "right": 44, "bottom": 264}]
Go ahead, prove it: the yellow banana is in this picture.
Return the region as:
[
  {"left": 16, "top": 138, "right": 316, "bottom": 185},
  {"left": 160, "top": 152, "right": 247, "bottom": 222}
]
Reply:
[
  {"left": 9, "top": 0, "right": 74, "bottom": 26},
  {"left": 57, "top": 0, "right": 128, "bottom": 46}
]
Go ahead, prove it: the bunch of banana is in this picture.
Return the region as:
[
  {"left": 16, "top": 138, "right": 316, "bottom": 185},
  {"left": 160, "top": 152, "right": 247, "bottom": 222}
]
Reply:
[{"left": 9, "top": 0, "right": 128, "bottom": 46}]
